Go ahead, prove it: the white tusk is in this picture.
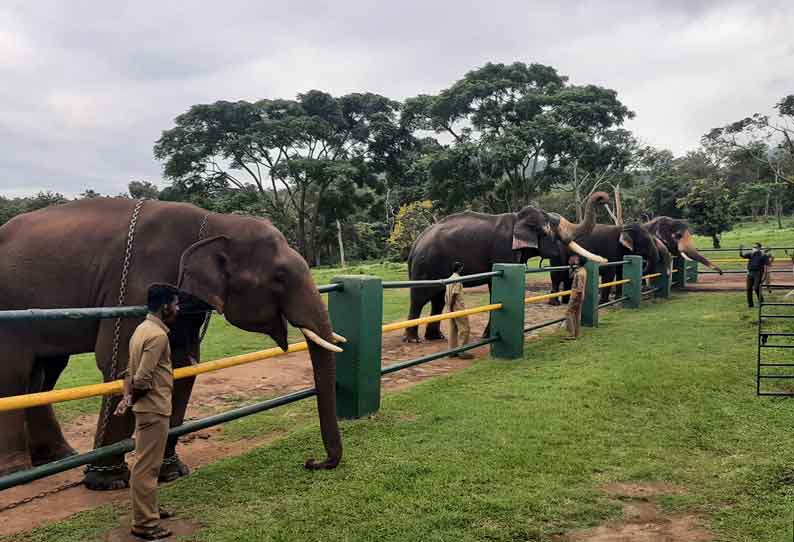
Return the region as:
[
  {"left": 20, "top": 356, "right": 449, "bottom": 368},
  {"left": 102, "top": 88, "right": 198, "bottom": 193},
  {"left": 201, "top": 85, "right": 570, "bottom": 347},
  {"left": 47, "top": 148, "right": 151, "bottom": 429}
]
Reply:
[
  {"left": 301, "top": 328, "right": 343, "bottom": 353},
  {"left": 332, "top": 332, "right": 347, "bottom": 343},
  {"left": 567, "top": 241, "right": 608, "bottom": 264},
  {"left": 680, "top": 252, "right": 694, "bottom": 262}
]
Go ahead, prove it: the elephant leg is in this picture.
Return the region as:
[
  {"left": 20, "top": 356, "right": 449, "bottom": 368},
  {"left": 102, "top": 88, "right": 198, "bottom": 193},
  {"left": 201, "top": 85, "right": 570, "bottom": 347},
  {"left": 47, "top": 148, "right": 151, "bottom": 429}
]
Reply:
[
  {"left": 0, "top": 338, "right": 34, "bottom": 476},
  {"left": 482, "top": 282, "right": 493, "bottom": 338},
  {"left": 599, "top": 269, "right": 614, "bottom": 304},
  {"left": 159, "top": 375, "right": 195, "bottom": 483},
  {"left": 83, "top": 319, "right": 138, "bottom": 491},
  {"left": 27, "top": 355, "right": 77, "bottom": 466},
  {"left": 614, "top": 268, "right": 624, "bottom": 299},
  {"left": 424, "top": 290, "right": 446, "bottom": 341},
  {"left": 403, "top": 288, "right": 428, "bottom": 343},
  {"left": 548, "top": 273, "right": 561, "bottom": 306}
]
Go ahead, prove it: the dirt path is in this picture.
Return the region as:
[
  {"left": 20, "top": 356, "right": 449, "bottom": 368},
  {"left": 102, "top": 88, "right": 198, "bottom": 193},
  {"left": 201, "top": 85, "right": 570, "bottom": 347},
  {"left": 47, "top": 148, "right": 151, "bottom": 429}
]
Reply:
[
  {"left": 0, "top": 286, "right": 567, "bottom": 537},
  {"left": 689, "top": 261, "right": 794, "bottom": 292}
]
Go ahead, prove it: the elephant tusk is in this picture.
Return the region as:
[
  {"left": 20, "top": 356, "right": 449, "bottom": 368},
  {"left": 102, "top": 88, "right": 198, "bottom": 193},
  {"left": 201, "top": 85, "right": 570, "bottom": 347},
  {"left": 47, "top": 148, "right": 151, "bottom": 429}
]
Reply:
[
  {"left": 567, "top": 241, "right": 607, "bottom": 264},
  {"left": 301, "top": 328, "right": 343, "bottom": 353},
  {"left": 680, "top": 252, "right": 694, "bottom": 262},
  {"left": 332, "top": 332, "right": 347, "bottom": 344}
]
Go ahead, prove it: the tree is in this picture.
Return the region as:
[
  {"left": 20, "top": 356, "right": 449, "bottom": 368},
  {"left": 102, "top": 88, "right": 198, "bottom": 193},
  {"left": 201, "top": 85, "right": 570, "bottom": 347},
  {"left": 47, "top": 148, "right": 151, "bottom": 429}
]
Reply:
[
  {"left": 676, "top": 178, "right": 735, "bottom": 248},
  {"left": 80, "top": 189, "right": 102, "bottom": 199},
  {"left": 128, "top": 180, "right": 160, "bottom": 199},
  {"left": 387, "top": 200, "right": 434, "bottom": 260},
  {"left": 154, "top": 91, "right": 410, "bottom": 261},
  {"left": 403, "top": 62, "right": 634, "bottom": 211}
]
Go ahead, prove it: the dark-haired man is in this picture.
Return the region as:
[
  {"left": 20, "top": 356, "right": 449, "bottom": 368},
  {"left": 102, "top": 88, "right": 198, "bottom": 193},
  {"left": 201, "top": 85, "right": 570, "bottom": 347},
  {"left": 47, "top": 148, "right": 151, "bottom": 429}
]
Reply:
[
  {"left": 741, "top": 243, "right": 771, "bottom": 308},
  {"left": 126, "top": 285, "right": 179, "bottom": 540}
]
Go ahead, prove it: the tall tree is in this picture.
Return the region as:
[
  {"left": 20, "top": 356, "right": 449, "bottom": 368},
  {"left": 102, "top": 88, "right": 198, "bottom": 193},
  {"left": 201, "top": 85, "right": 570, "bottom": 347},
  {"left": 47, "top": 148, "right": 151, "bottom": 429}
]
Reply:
[
  {"left": 403, "top": 62, "right": 633, "bottom": 211},
  {"left": 676, "top": 178, "right": 736, "bottom": 248},
  {"left": 154, "top": 91, "right": 409, "bottom": 260}
]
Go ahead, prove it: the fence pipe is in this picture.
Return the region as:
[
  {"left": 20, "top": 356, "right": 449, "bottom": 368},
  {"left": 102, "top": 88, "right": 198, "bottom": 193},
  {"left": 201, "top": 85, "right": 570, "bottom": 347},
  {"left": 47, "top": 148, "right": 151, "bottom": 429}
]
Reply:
[
  {"left": 381, "top": 271, "right": 501, "bottom": 289},
  {"left": 381, "top": 337, "right": 498, "bottom": 375}
]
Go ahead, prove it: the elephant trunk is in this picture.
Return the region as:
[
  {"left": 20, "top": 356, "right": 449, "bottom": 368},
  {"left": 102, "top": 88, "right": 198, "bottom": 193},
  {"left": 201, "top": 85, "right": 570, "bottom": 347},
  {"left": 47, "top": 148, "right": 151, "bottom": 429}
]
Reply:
[
  {"left": 283, "top": 278, "right": 342, "bottom": 470},
  {"left": 554, "top": 191, "right": 610, "bottom": 263},
  {"left": 678, "top": 231, "right": 723, "bottom": 274}
]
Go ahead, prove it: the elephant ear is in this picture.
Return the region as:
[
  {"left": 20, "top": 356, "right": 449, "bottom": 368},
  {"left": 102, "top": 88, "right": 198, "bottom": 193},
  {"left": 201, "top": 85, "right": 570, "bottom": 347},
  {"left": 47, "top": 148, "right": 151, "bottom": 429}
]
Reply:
[
  {"left": 178, "top": 235, "right": 230, "bottom": 314},
  {"left": 619, "top": 231, "right": 634, "bottom": 251},
  {"left": 511, "top": 214, "right": 540, "bottom": 250}
]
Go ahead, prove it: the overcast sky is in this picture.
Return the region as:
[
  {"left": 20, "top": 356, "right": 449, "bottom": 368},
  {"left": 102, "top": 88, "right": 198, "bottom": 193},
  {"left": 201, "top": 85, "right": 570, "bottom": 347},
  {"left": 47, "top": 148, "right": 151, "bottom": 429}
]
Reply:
[{"left": 1, "top": 0, "right": 792, "bottom": 198}]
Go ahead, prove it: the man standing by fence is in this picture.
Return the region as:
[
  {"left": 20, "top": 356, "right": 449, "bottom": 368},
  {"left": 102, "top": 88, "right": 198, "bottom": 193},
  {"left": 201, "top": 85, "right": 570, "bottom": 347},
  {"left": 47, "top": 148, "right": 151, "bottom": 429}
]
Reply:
[
  {"left": 741, "top": 243, "right": 771, "bottom": 308},
  {"left": 445, "top": 261, "right": 473, "bottom": 359},
  {"left": 565, "top": 255, "right": 587, "bottom": 340},
  {"left": 121, "top": 285, "right": 180, "bottom": 540}
]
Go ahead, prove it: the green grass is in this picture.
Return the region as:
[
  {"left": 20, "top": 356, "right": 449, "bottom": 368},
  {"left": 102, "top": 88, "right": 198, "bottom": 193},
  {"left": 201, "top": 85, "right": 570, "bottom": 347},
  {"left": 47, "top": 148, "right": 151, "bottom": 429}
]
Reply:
[
  {"left": 692, "top": 216, "right": 794, "bottom": 250},
  {"left": 22, "top": 292, "right": 794, "bottom": 541}
]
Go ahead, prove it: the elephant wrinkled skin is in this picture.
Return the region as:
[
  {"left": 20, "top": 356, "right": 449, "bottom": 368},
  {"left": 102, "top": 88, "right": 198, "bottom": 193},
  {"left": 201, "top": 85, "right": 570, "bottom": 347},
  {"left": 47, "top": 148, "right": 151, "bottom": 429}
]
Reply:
[{"left": 0, "top": 199, "right": 342, "bottom": 489}]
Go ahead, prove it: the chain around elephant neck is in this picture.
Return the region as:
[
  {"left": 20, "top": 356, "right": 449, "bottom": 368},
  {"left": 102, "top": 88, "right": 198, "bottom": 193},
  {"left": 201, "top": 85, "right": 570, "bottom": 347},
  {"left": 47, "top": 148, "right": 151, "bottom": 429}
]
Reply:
[
  {"left": 94, "top": 199, "right": 146, "bottom": 449},
  {"left": 197, "top": 213, "right": 212, "bottom": 343}
]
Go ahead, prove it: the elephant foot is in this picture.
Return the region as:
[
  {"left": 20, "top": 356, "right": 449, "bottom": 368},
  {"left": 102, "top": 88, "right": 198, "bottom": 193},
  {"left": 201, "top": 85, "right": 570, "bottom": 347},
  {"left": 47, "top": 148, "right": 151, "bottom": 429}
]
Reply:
[
  {"left": 423, "top": 332, "right": 445, "bottom": 341},
  {"left": 548, "top": 298, "right": 560, "bottom": 306},
  {"left": 0, "top": 453, "right": 33, "bottom": 476},
  {"left": 31, "top": 443, "right": 78, "bottom": 467},
  {"left": 159, "top": 454, "right": 190, "bottom": 483},
  {"left": 83, "top": 462, "right": 130, "bottom": 491},
  {"left": 304, "top": 456, "right": 340, "bottom": 470},
  {"left": 402, "top": 334, "right": 422, "bottom": 343}
]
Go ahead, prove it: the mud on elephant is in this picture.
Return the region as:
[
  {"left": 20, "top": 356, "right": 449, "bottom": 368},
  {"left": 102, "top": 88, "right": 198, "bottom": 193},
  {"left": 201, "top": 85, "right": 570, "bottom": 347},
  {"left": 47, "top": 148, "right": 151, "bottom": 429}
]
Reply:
[
  {"left": 403, "top": 192, "right": 610, "bottom": 342},
  {"left": 0, "top": 199, "right": 344, "bottom": 490}
]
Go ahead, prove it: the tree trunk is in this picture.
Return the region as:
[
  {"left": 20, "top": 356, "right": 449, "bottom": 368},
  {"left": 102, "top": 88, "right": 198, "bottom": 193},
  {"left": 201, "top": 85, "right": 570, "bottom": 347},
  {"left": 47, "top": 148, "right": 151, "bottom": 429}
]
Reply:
[
  {"left": 573, "top": 160, "right": 583, "bottom": 222},
  {"left": 336, "top": 219, "right": 346, "bottom": 268},
  {"left": 712, "top": 234, "right": 721, "bottom": 249},
  {"left": 765, "top": 191, "right": 770, "bottom": 217}
]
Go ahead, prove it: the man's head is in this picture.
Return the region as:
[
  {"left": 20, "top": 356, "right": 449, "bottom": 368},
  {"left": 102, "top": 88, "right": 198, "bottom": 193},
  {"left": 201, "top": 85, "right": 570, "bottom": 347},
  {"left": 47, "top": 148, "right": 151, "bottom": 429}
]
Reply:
[
  {"left": 568, "top": 254, "right": 582, "bottom": 267},
  {"left": 753, "top": 242, "right": 762, "bottom": 251},
  {"left": 147, "top": 284, "right": 180, "bottom": 323},
  {"left": 452, "top": 261, "right": 464, "bottom": 274}
]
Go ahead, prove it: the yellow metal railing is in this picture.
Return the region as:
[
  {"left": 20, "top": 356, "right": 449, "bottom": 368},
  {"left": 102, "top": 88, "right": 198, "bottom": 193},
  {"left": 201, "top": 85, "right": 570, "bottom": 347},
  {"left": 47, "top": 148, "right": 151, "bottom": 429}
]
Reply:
[{"left": 524, "top": 290, "right": 572, "bottom": 304}]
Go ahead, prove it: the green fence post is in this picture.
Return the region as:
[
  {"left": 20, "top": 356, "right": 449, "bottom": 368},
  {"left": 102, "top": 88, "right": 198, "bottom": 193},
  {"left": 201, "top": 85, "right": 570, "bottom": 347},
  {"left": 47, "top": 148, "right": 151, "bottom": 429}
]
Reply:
[
  {"left": 654, "top": 257, "right": 671, "bottom": 299},
  {"left": 687, "top": 260, "right": 699, "bottom": 283},
  {"left": 672, "top": 256, "right": 687, "bottom": 290},
  {"left": 328, "top": 275, "right": 383, "bottom": 419},
  {"left": 490, "top": 263, "right": 526, "bottom": 359},
  {"left": 622, "top": 256, "right": 642, "bottom": 309},
  {"left": 581, "top": 260, "right": 600, "bottom": 328}
]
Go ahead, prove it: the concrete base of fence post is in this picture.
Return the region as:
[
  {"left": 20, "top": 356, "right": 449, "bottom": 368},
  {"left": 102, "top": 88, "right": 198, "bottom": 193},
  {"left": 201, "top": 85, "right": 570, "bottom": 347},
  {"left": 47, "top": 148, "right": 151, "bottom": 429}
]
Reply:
[
  {"left": 622, "top": 256, "right": 643, "bottom": 309},
  {"left": 581, "top": 260, "right": 600, "bottom": 328},
  {"left": 654, "top": 258, "right": 671, "bottom": 299},
  {"left": 328, "top": 275, "right": 383, "bottom": 419},
  {"left": 490, "top": 263, "right": 526, "bottom": 359},
  {"left": 672, "top": 256, "right": 687, "bottom": 290},
  {"left": 687, "top": 260, "right": 699, "bottom": 283}
]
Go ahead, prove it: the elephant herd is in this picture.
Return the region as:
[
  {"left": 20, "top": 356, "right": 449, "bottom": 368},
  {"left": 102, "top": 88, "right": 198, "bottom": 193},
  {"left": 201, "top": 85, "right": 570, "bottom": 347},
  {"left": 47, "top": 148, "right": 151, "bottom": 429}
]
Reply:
[{"left": 0, "top": 196, "right": 721, "bottom": 490}]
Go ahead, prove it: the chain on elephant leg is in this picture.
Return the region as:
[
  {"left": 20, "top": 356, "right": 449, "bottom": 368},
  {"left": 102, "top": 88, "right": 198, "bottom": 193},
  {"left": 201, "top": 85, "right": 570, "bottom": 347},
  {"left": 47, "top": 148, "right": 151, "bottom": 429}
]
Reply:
[
  {"left": 83, "top": 461, "right": 130, "bottom": 491},
  {"left": 159, "top": 452, "right": 190, "bottom": 483}
]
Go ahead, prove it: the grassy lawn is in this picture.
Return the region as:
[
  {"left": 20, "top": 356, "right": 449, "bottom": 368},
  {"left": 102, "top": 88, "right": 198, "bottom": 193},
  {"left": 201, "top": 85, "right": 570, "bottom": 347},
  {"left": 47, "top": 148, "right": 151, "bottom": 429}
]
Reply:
[
  {"left": 21, "top": 291, "right": 794, "bottom": 541},
  {"left": 692, "top": 216, "right": 794, "bottom": 250}
]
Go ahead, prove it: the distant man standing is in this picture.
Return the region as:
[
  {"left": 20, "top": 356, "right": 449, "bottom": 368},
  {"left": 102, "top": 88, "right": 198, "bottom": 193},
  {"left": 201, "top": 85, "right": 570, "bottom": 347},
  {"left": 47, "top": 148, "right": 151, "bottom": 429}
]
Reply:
[
  {"left": 445, "top": 261, "right": 473, "bottom": 359},
  {"left": 741, "top": 243, "right": 771, "bottom": 308},
  {"left": 565, "top": 254, "right": 587, "bottom": 340},
  {"left": 126, "top": 285, "right": 179, "bottom": 540}
]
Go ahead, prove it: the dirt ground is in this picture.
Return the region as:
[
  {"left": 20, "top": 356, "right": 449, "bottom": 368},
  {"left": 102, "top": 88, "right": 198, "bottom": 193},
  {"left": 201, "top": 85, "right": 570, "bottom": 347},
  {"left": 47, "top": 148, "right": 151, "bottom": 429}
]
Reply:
[
  {"left": 557, "top": 482, "right": 714, "bottom": 541},
  {"left": 0, "top": 284, "right": 568, "bottom": 536},
  {"left": 689, "top": 260, "right": 794, "bottom": 292}
]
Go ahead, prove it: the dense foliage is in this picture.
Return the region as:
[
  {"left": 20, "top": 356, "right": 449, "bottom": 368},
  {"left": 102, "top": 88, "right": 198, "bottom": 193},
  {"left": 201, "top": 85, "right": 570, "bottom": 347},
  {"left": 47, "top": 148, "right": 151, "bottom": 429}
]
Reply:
[{"left": 2, "top": 60, "right": 792, "bottom": 265}]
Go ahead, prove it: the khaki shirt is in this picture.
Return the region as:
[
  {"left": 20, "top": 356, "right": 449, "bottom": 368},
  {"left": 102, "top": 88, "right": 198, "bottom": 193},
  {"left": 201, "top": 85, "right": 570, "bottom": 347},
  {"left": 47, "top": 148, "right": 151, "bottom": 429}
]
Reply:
[
  {"left": 445, "top": 273, "right": 465, "bottom": 310},
  {"left": 570, "top": 266, "right": 587, "bottom": 298},
  {"left": 128, "top": 314, "right": 173, "bottom": 416}
]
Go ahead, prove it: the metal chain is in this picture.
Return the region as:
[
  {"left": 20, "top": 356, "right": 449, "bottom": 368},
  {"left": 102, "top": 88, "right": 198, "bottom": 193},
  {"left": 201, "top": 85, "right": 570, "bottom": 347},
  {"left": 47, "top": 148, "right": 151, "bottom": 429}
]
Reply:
[
  {"left": 197, "top": 213, "right": 212, "bottom": 344},
  {"left": 94, "top": 199, "right": 146, "bottom": 448},
  {"left": 0, "top": 479, "right": 83, "bottom": 514}
]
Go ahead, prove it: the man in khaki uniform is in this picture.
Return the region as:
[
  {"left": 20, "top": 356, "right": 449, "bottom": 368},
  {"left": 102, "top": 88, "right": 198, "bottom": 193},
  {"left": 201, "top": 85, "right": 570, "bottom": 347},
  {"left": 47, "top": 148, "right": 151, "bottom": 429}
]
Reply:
[
  {"left": 445, "top": 261, "right": 473, "bottom": 359},
  {"left": 565, "top": 255, "right": 587, "bottom": 340},
  {"left": 126, "top": 285, "right": 179, "bottom": 540}
]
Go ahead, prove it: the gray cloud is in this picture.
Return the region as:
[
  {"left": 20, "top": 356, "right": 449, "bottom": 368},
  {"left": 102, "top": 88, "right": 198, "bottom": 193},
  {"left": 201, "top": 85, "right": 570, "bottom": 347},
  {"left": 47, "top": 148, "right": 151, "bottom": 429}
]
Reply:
[{"left": 0, "top": 0, "right": 792, "bottom": 197}]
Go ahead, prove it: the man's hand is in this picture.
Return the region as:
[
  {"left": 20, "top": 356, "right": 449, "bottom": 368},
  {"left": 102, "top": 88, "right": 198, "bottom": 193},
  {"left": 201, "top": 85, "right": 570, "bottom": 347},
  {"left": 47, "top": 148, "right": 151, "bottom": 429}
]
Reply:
[
  {"left": 131, "top": 387, "right": 149, "bottom": 404},
  {"left": 114, "top": 395, "right": 132, "bottom": 416}
]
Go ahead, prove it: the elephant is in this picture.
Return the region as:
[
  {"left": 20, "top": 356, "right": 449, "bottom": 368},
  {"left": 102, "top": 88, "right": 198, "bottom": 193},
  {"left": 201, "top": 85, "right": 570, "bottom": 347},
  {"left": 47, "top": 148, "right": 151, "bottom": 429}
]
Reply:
[
  {"left": 0, "top": 198, "right": 344, "bottom": 490},
  {"left": 548, "top": 223, "right": 661, "bottom": 304},
  {"left": 403, "top": 192, "right": 610, "bottom": 342},
  {"left": 643, "top": 216, "right": 724, "bottom": 274}
]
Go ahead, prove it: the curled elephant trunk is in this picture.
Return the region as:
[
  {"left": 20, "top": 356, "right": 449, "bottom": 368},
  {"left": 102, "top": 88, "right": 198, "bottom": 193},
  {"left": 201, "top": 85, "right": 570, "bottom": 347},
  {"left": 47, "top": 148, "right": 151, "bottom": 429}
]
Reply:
[{"left": 678, "top": 231, "right": 723, "bottom": 274}]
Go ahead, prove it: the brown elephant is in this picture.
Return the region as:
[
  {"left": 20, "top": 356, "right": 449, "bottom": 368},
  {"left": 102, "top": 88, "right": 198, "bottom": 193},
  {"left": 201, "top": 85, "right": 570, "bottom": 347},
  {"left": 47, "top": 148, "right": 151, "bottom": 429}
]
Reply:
[
  {"left": 403, "top": 192, "right": 609, "bottom": 342},
  {"left": 0, "top": 199, "right": 343, "bottom": 490},
  {"left": 644, "top": 217, "right": 723, "bottom": 274}
]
